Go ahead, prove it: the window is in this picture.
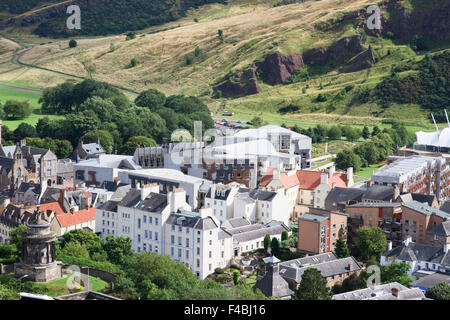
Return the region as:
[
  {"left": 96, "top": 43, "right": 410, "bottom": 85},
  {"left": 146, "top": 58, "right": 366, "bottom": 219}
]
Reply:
[
  {"left": 171, "top": 225, "right": 175, "bottom": 231},
  {"left": 186, "top": 238, "right": 189, "bottom": 247},
  {"left": 171, "top": 247, "right": 174, "bottom": 256},
  {"left": 155, "top": 218, "right": 159, "bottom": 225},
  {"left": 197, "top": 238, "right": 200, "bottom": 244},
  {"left": 137, "top": 234, "right": 141, "bottom": 243},
  {"left": 178, "top": 237, "right": 182, "bottom": 246},
  {"left": 171, "top": 235, "right": 175, "bottom": 244},
  {"left": 149, "top": 217, "right": 153, "bottom": 224},
  {"left": 196, "top": 259, "right": 200, "bottom": 268},
  {"left": 186, "top": 251, "right": 189, "bottom": 259},
  {"left": 138, "top": 218, "right": 141, "bottom": 229},
  {"left": 197, "top": 247, "right": 200, "bottom": 255},
  {"left": 143, "top": 216, "right": 147, "bottom": 223},
  {"left": 155, "top": 232, "right": 158, "bottom": 241},
  {"left": 178, "top": 249, "right": 182, "bottom": 258},
  {"left": 178, "top": 226, "right": 182, "bottom": 233},
  {"left": 209, "top": 251, "right": 212, "bottom": 258}
]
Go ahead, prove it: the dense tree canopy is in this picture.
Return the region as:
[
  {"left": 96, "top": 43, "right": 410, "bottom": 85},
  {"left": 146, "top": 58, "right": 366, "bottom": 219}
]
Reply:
[{"left": 294, "top": 268, "right": 332, "bottom": 300}]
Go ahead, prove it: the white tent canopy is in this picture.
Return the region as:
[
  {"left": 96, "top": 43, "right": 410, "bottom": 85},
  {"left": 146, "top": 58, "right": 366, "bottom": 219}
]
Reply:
[{"left": 416, "top": 128, "right": 450, "bottom": 148}]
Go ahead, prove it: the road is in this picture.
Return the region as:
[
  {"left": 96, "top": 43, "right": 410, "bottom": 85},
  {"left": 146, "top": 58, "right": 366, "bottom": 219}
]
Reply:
[{"left": 0, "top": 83, "right": 42, "bottom": 94}]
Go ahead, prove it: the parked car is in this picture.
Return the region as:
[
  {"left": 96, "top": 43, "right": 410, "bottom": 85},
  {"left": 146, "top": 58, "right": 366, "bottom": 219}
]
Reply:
[
  {"left": 222, "top": 118, "right": 228, "bottom": 122},
  {"left": 246, "top": 121, "right": 253, "bottom": 125},
  {"left": 236, "top": 120, "right": 242, "bottom": 124}
]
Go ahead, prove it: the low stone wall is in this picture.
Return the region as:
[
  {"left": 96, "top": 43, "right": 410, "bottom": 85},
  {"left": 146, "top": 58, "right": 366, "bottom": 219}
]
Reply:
[{"left": 61, "top": 264, "right": 118, "bottom": 284}]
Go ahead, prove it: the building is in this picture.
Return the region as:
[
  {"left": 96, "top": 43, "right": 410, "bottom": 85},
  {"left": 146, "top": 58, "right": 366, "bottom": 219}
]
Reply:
[
  {"left": 332, "top": 282, "right": 427, "bottom": 300},
  {"left": 396, "top": 193, "right": 439, "bottom": 209},
  {"left": 371, "top": 156, "right": 450, "bottom": 202},
  {"left": 401, "top": 201, "right": 450, "bottom": 244},
  {"left": 72, "top": 139, "right": 106, "bottom": 161},
  {"left": 0, "top": 146, "right": 28, "bottom": 191},
  {"left": 381, "top": 237, "right": 450, "bottom": 277},
  {"left": 346, "top": 202, "right": 403, "bottom": 246},
  {"left": 325, "top": 187, "right": 365, "bottom": 212},
  {"left": 297, "top": 209, "right": 347, "bottom": 255},
  {"left": 253, "top": 256, "right": 293, "bottom": 299},
  {"left": 12, "top": 182, "right": 43, "bottom": 206},
  {"left": 296, "top": 167, "right": 352, "bottom": 215},
  {"left": 413, "top": 272, "right": 450, "bottom": 291},
  {"left": 0, "top": 140, "right": 58, "bottom": 186},
  {"left": 233, "top": 187, "right": 289, "bottom": 225},
  {"left": 278, "top": 252, "right": 361, "bottom": 289},
  {"left": 204, "top": 182, "right": 240, "bottom": 225}
]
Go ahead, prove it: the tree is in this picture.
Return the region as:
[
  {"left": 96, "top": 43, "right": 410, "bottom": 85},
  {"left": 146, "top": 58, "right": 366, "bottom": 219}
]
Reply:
[
  {"left": 135, "top": 89, "right": 166, "bottom": 111},
  {"left": 251, "top": 116, "right": 264, "bottom": 128},
  {"left": 270, "top": 237, "right": 280, "bottom": 257},
  {"left": 263, "top": 234, "right": 271, "bottom": 253},
  {"left": 334, "top": 229, "right": 350, "bottom": 258},
  {"left": 372, "top": 126, "right": 381, "bottom": 137},
  {"left": 381, "top": 262, "right": 413, "bottom": 287},
  {"left": 281, "top": 231, "right": 288, "bottom": 241},
  {"left": 357, "top": 227, "right": 387, "bottom": 261},
  {"left": 3, "top": 100, "right": 31, "bottom": 120},
  {"left": 120, "top": 136, "right": 157, "bottom": 155},
  {"left": 60, "top": 229, "right": 105, "bottom": 257},
  {"left": 13, "top": 123, "right": 37, "bottom": 140},
  {"left": 69, "top": 39, "right": 77, "bottom": 48},
  {"left": 294, "top": 268, "right": 331, "bottom": 300},
  {"left": 103, "top": 235, "right": 133, "bottom": 266},
  {"left": 128, "top": 58, "right": 138, "bottom": 68},
  {"left": 0, "top": 284, "right": 20, "bottom": 300},
  {"left": 232, "top": 270, "right": 240, "bottom": 285},
  {"left": 61, "top": 241, "right": 90, "bottom": 259},
  {"left": 8, "top": 225, "right": 27, "bottom": 253},
  {"left": 328, "top": 125, "right": 342, "bottom": 140},
  {"left": 335, "top": 150, "right": 362, "bottom": 172},
  {"left": 218, "top": 30, "right": 224, "bottom": 43},
  {"left": 426, "top": 282, "right": 450, "bottom": 300},
  {"left": 362, "top": 126, "right": 370, "bottom": 139}
]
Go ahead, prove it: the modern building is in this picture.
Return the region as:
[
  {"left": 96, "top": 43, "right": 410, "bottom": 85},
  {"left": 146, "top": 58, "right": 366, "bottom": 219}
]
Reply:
[
  {"left": 371, "top": 156, "right": 450, "bottom": 202},
  {"left": 297, "top": 208, "right": 347, "bottom": 255}
]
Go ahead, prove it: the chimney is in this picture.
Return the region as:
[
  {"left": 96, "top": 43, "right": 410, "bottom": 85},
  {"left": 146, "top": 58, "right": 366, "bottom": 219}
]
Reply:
[
  {"left": 141, "top": 183, "right": 159, "bottom": 200},
  {"left": 387, "top": 241, "right": 393, "bottom": 251},
  {"left": 210, "top": 184, "right": 216, "bottom": 200},
  {"left": 346, "top": 167, "right": 354, "bottom": 187},
  {"left": 393, "top": 185, "right": 400, "bottom": 200},
  {"left": 328, "top": 166, "right": 335, "bottom": 179},
  {"left": 59, "top": 189, "right": 66, "bottom": 207},
  {"left": 273, "top": 169, "right": 281, "bottom": 181},
  {"left": 20, "top": 139, "right": 26, "bottom": 147},
  {"left": 391, "top": 287, "right": 400, "bottom": 298},
  {"left": 70, "top": 207, "right": 75, "bottom": 215},
  {"left": 444, "top": 243, "right": 449, "bottom": 253},
  {"left": 75, "top": 184, "right": 79, "bottom": 191},
  {"left": 168, "top": 188, "right": 187, "bottom": 213},
  {"left": 199, "top": 206, "right": 212, "bottom": 219},
  {"left": 320, "top": 173, "right": 328, "bottom": 185},
  {"left": 404, "top": 236, "right": 412, "bottom": 246}
]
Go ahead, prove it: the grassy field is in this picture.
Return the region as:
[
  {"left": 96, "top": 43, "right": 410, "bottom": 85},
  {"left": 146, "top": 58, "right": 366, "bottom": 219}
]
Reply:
[
  {"left": 34, "top": 274, "right": 108, "bottom": 297},
  {"left": 355, "top": 162, "right": 385, "bottom": 179},
  {"left": 0, "top": 86, "right": 63, "bottom": 130}
]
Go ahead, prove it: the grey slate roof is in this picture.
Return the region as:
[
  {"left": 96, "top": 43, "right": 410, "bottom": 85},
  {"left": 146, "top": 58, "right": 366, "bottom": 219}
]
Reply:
[
  {"left": 325, "top": 187, "right": 365, "bottom": 204},
  {"left": 348, "top": 202, "right": 401, "bottom": 208},
  {"left": 402, "top": 201, "right": 450, "bottom": 219},
  {"left": 427, "top": 220, "right": 450, "bottom": 237},
  {"left": 279, "top": 255, "right": 361, "bottom": 283},
  {"left": 253, "top": 265, "right": 294, "bottom": 298},
  {"left": 16, "top": 182, "right": 40, "bottom": 194},
  {"left": 248, "top": 189, "right": 277, "bottom": 201},
  {"left": 440, "top": 201, "right": 450, "bottom": 214},
  {"left": 222, "top": 217, "right": 251, "bottom": 229},
  {"left": 413, "top": 272, "right": 450, "bottom": 289},
  {"left": 118, "top": 189, "right": 142, "bottom": 208},
  {"left": 362, "top": 184, "right": 395, "bottom": 201},
  {"left": 384, "top": 242, "right": 449, "bottom": 266},
  {"left": 166, "top": 211, "right": 218, "bottom": 230},
  {"left": 82, "top": 143, "right": 105, "bottom": 155},
  {"left": 232, "top": 225, "right": 285, "bottom": 243},
  {"left": 97, "top": 200, "right": 119, "bottom": 212},
  {"left": 206, "top": 188, "right": 232, "bottom": 200},
  {"left": 299, "top": 213, "right": 328, "bottom": 223}
]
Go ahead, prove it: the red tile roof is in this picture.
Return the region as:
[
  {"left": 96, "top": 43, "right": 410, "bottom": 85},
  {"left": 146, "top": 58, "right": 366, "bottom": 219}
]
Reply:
[
  {"left": 260, "top": 169, "right": 299, "bottom": 189},
  {"left": 296, "top": 170, "right": 348, "bottom": 190},
  {"left": 31, "top": 202, "right": 65, "bottom": 214},
  {"left": 54, "top": 207, "right": 95, "bottom": 228}
]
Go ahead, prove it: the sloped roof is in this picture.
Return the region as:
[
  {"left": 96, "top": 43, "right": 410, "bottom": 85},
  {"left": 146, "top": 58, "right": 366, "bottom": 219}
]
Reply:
[
  {"left": 248, "top": 189, "right": 277, "bottom": 201},
  {"left": 260, "top": 170, "right": 300, "bottom": 189},
  {"left": 54, "top": 207, "right": 95, "bottom": 228},
  {"left": 384, "top": 242, "right": 447, "bottom": 265},
  {"left": 402, "top": 201, "right": 450, "bottom": 219},
  {"left": 325, "top": 187, "right": 365, "bottom": 204},
  {"left": 296, "top": 170, "right": 323, "bottom": 190},
  {"left": 362, "top": 185, "right": 395, "bottom": 201},
  {"left": 222, "top": 217, "right": 251, "bottom": 229},
  {"left": 253, "top": 266, "right": 294, "bottom": 298},
  {"left": 82, "top": 143, "right": 105, "bottom": 155},
  {"left": 427, "top": 220, "right": 450, "bottom": 237},
  {"left": 31, "top": 202, "right": 65, "bottom": 214}
]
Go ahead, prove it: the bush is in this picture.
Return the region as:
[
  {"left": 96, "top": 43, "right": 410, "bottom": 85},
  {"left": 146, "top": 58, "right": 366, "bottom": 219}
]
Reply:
[
  {"left": 316, "top": 93, "right": 327, "bottom": 102},
  {"left": 214, "top": 267, "right": 224, "bottom": 274},
  {"left": 69, "top": 39, "right": 77, "bottom": 48},
  {"left": 126, "top": 32, "right": 136, "bottom": 40}
]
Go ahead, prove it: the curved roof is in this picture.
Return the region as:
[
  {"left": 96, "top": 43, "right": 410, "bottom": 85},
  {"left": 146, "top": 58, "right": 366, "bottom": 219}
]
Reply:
[
  {"left": 416, "top": 128, "right": 450, "bottom": 148},
  {"left": 234, "top": 125, "right": 310, "bottom": 141}
]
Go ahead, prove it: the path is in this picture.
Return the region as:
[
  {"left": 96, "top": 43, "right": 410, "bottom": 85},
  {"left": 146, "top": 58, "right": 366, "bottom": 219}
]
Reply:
[{"left": 0, "top": 83, "right": 42, "bottom": 94}]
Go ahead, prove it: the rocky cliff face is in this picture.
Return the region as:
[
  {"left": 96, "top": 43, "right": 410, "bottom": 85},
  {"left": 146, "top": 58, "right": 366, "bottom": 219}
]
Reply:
[
  {"left": 213, "top": 67, "right": 261, "bottom": 98},
  {"left": 213, "top": 35, "right": 368, "bottom": 97},
  {"left": 254, "top": 52, "right": 304, "bottom": 85}
]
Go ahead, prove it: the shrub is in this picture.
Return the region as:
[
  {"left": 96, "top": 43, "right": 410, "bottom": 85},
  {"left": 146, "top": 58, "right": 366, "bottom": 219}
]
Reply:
[
  {"left": 69, "top": 39, "right": 77, "bottom": 48},
  {"left": 214, "top": 268, "right": 224, "bottom": 274}
]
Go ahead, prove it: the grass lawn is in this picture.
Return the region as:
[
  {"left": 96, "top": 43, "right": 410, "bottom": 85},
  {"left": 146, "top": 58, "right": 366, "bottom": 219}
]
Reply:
[
  {"left": 311, "top": 157, "right": 335, "bottom": 169},
  {"left": 355, "top": 163, "right": 385, "bottom": 179},
  {"left": 35, "top": 273, "right": 108, "bottom": 297},
  {"left": 0, "top": 87, "right": 64, "bottom": 130}
]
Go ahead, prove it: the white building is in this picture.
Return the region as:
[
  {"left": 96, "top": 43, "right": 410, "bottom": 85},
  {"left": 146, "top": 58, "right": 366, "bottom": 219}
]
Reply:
[
  {"left": 204, "top": 182, "right": 240, "bottom": 225},
  {"left": 233, "top": 188, "right": 290, "bottom": 226}
]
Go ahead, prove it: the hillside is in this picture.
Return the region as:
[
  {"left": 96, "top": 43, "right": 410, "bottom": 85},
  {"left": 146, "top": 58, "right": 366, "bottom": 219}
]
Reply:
[{"left": 0, "top": 0, "right": 448, "bottom": 129}]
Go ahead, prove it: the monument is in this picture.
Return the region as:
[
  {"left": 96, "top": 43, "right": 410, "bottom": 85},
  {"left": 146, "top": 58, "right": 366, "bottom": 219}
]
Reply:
[{"left": 14, "top": 208, "right": 63, "bottom": 282}]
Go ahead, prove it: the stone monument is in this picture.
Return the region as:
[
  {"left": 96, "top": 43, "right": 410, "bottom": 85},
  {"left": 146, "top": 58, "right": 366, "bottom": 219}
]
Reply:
[{"left": 14, "top": 208, "right": 63, "bottom": 282}]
